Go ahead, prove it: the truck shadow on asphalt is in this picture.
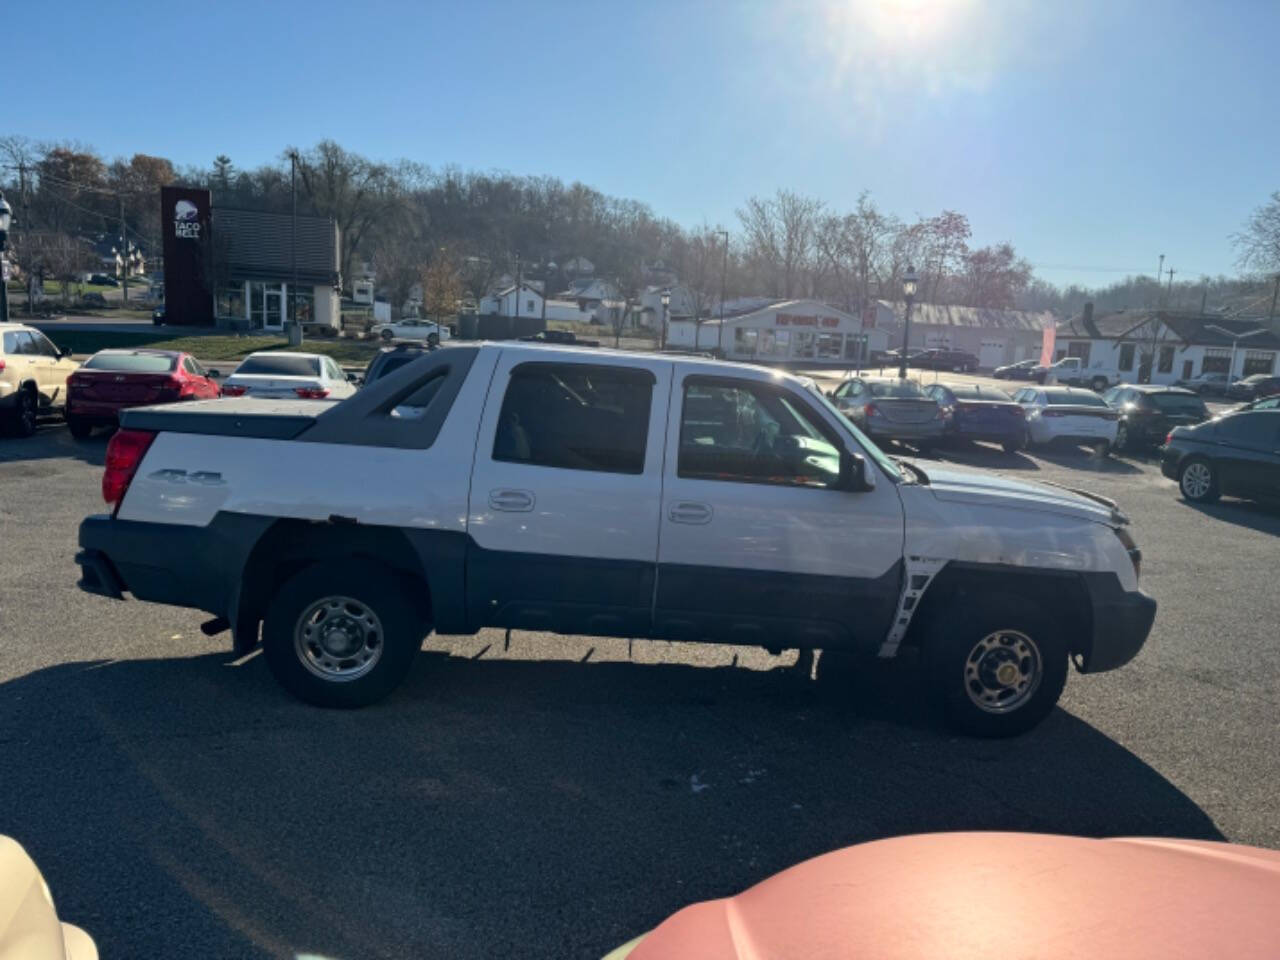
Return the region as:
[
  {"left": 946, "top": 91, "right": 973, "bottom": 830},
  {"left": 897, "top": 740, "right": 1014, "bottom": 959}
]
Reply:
[
  {"left": 1183, "top": 498, "right": 1280, "bottom": 535},
  {"left": 0, "top": 650, "right": 1223, "bottom": 960}
]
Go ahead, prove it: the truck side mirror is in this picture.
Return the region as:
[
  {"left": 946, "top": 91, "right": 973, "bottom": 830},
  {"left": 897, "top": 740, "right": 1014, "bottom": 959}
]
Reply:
[{"left": 839, "top": 451, "right": 875, "bottom": 492}]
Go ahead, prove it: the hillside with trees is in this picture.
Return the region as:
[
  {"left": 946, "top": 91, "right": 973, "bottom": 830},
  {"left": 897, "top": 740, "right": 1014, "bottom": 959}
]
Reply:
[{"left": 3, "top": 134, "right": 1276, "bottom": 319}]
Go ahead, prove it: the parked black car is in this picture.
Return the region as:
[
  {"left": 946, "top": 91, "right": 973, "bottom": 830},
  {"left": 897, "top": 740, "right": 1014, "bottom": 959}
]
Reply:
[
  {"left": 923, "top": 382, "right": 1027, "bottom": 452},
  {"left": 910, "top": 348, "right": 980, "bottom": 372},
  {"left": 1225, "top": 373, "right": 1280, "bottom": 402},
  {"left": 1161, "top": 411, "right": 1280, "bottom": 503},
  {"left": 88, "top": 273, "right": 120, "bottom": 287},
  {"left": 993, "top": 359, "right": 1038, "bottom": 380},
  {"left": 1102, "top": 384, "right": 1209, "bottom": 452},
  {"left": 1174, "top": 372, "right": 1232, "bottom": 396},
  {"left": 152, "top": 305, "right": 166, "bottom": 326}
]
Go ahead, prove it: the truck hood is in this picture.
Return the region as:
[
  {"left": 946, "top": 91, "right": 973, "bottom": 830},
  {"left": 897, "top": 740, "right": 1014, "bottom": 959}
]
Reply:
[{"left": 921, "top": 464, "right": 1120, "bottom": 524}]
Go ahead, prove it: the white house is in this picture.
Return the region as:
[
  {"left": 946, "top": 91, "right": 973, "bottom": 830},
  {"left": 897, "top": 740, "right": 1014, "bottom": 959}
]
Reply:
[
  {"left": 633, "top": 284, "right": 698, "bottom": 330},
  {"left": 480, "top": 283, "right": 545, "bottom": 318},
  {"left": 1055, "top": 307, "right": 1280, "bottom": 385},
  {"left": 871, "top": 301, "right": 1051, "bottom": 369},
  {"left": 668, "top": 299, "right": 890, "bottom": 365}
]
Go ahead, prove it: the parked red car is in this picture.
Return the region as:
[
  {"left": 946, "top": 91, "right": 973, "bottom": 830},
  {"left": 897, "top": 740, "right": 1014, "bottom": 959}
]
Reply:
[{"left": 66, "top": 349, "right": 221, "bottom": 439}]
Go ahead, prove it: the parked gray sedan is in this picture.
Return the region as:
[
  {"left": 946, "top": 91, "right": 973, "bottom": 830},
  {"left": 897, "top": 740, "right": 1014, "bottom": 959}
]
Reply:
[{"left": 829, "top": 376, "right": 946, "bottom": 448}]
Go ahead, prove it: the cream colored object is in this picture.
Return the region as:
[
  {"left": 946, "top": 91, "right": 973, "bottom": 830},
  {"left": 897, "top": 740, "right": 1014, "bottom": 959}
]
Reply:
[
  {"left": 0, "top": 836, "right": 97, "bottom": 960},
  {"left": 0, "top": 323, "right": 80, "bottom": 410}
]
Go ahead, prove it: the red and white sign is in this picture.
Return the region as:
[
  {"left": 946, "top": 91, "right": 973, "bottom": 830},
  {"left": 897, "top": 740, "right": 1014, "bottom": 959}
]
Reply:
[
  {"left": 1039, "top": 317, "right": 1056, "bottom": 367},
  {"left": 776, "top": 313, "right": 840, "bottom": 328}
]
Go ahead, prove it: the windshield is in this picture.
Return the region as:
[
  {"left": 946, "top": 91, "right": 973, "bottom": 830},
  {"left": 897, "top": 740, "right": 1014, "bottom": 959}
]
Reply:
[
  {"left": 1148, "top": 393, "right": 1207, "bottom": 414},
  {"left": 234, "top": 355, "right": 321, "bottom": 377},
  {"left": 805, "top": 383, "right": 903, "bottom": 481},
  {"left": 1045, "top": 390, "right": 1107, "bottom": 406},
  {"left": 868, "top": 381, "right": 925, "bottom": 398},
  {"left": 83, "top": 352, "right": 176, "bottom": 373}
]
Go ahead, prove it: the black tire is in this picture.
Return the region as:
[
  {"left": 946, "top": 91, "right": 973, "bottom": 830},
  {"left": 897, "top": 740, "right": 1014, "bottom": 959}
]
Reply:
[
  {"left": 67, "top": 416, "right": 94, "bottom": 439},
  {"left": 8, "top": 388, "right": 38, "bottom": 438},
  {"left": 927, "top": 594, "right": 1068, "bottom": 737},
  {"left": 380, "top": 328, "right": 394, "bottom": 341},
  {"left": 1090, "top": 376, "right": 1108, "bottom": 392},
  {"left": 1178, "top": 456, "right": 1219, "bottom": 503},
  {"left": 1113, "top": 421, "right": 1129, "bottom": 452},
  {"left": 427, "top": 332, "right": 440, "bottom": 348},
  {"left": 1001, "top": 435, "right": 1025, "bottom": 454},
  {"left": 261, "top": 562, "right": 428, "bottom": 708}
]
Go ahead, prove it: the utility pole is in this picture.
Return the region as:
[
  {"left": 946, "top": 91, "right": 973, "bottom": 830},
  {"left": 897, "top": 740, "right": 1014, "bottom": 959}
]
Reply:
[
  {"left": 119, "top": 196, "right": 129, "bottom": 305},
  {"left": 717, "top": 229, "right": 729, "bottom": 356},
  {"left": 1200, "top": 280, "right": 1208, "bottom": 316},
  {"left": 1156, "top": 254, "right": 1165, "bottom": 306},
  {"left": 514, "top": 253, "right": 521, "bottom": 329},
  {"left": 18, "top": 161, "right": 32, "bottom": 311},
  {"left": 1166, "top": 267, "right": 1175, "bottom": 305},
  {"left": 1270, "top": 274, "right": 1279, "bottom": 321},
  {"left": 290, "top": 151, "right": 301, "bottom": 345}
]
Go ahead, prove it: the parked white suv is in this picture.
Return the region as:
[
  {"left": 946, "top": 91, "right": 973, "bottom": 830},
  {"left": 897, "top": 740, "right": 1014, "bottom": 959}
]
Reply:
[
  {"left": 75, "top": 344, "right": 1154, "bottom": 737},
  {"left": 0, "top": 322, "right": 80, "bottom": 436}
]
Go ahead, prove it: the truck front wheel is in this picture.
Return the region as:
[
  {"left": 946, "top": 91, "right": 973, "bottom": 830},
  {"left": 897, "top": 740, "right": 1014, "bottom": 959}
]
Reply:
[
  {"left": 927, "top": 595, "right": 1067, "bottom": 737},
  {"left": 262, "top": 563, "right": 427, "bottom": 708}
]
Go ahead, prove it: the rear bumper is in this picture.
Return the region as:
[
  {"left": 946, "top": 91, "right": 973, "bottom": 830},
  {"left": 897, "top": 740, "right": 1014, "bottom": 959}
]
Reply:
[
  {"left": 1078, "top": 573, "right": 1156, "bottom": 673},
  {"left": 949, "top": 422, "right": 1024, "bottom": 443},
  {"left": 867, "top": 420, "right": 946, "bottom": 441}
]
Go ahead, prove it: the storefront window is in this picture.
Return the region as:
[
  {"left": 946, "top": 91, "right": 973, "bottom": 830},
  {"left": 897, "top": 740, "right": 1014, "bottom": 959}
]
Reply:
[
  {"left": 734, "top": 328, "right": 758, "bottom": 355},
  {"left": 816, "top": 332, "right": 843, "bottom": 360},
  {"left": 1118, "top": 343, "right": 1135, "bottom": 371},
  {"left": 249, "top": 282, "right": 285, "bottom": 329},
  {"left": 1201, "top": 349, "right": 1231, "bottom": 374},
  {"left": 289, "top": 285, "right": 315, "bottom": 325},
  {"left": 1243, "top": 351, "right": 1275, "bottom": 377},
  {"left": 1157, "top": 345, "right": 1175, "bottom": 373},
  {"left": 844, "top": 334, "right": 867, "bottom": 361},
  {"left": 216, "top": 283, "right": 245, "bottom": 320},
  {"left": 793, "top": 332, "right": 816, "bottom": 359}
]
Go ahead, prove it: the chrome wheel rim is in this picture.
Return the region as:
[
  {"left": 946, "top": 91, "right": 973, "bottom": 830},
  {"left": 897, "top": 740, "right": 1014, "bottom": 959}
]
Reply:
[
  {"left": 1115, "top": 423, "right": 1127, "bottom": 448},
  {"left": 963, "top": 629, "right": 1043, "bottom": 714},
  {"left": 1181, "top": 462, "right": 1211, "bottom": 499},
  {"left": 294, "top": 595, "right": 383, "bottom": 682},
  {"left": 19, "top": 394, "right": 35, "bottom": 432}
]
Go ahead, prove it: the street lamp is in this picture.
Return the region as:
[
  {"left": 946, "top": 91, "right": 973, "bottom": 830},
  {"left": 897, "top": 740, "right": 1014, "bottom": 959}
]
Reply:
[
  {"left": 898, "top": 265, "right": 919, "bottom": 379},
  {"left": 716, "top": 229, "right": 729, "bottom": 356},
  {"left": 0, "top": 191, "right": 12, "bottom": 323},
  {"left": 1205, "top": 324, "right": 1267, "bottom": 388},
  {"left": 660, "top": 290, "right": 670, "bottom": 350}
]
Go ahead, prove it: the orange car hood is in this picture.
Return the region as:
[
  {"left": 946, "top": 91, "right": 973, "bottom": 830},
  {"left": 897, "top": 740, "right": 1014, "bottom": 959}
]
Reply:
[{"left": 628, "top": 832, "right": 1280, "bottom": 960}]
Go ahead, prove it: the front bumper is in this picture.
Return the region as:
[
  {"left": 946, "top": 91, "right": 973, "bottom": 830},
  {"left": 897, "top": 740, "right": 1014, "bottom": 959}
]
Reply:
[{"left": 1077, "top": 573, "right": 1156, "bottom": 673}]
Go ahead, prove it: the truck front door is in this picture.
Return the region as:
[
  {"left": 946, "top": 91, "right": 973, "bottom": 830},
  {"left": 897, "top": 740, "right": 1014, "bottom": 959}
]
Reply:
[
  {"left": 654, "top": 372, "right": 906, "bottom": 652},
  {"left": 466, "top": 353, "right": 671, "bottom": 637}
]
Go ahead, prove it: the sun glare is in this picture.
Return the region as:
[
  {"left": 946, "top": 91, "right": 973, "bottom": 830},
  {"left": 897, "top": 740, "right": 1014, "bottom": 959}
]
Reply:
[{"left": 837, "top": 0, "right": 974, "bottom": 54}]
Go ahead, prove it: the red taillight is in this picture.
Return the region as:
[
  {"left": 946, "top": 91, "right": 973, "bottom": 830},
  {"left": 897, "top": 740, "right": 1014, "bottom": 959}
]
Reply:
[
  {"left": 102, "top": 429, "right": 156, "bottom": 508},
  {"left": 0, "top": 359, "right": 5, "bottom": 372},
  {"left": 864, "top": 402, "right": 878, "bottom": 417},
  {"left": 295, "top": 387, "right": 330, "bottom": 399},
  {"left": 156, "top": 376, "right": 184, "bottom": 400},
  {"left": 223, "top": 384, "right": 247, "bottom": 397},
  {"left": 1164, "top": 431, "right": 1174, "bottom": 445}
]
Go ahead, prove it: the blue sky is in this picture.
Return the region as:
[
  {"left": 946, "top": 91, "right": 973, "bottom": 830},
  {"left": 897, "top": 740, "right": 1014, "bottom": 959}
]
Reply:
[{"left": 7, "top": 0, "right": 1278, "bottom": 288}]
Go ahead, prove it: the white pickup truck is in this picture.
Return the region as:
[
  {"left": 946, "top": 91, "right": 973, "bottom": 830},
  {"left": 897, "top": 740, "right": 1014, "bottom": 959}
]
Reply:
[{"left": 75, "top": 344, "right": 1155, "bottom": 737}]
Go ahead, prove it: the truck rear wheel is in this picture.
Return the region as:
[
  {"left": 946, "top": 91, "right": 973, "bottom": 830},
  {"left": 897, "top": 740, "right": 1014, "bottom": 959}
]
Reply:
[
  {"left": 927, "top": 595, "right": 1067, "bottom": 737},
  {"left": 262, "top": 562, "right": 427, "bottom": 708}
]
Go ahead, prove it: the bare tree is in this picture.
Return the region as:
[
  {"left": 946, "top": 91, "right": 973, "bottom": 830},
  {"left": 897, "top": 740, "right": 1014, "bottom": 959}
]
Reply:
[
  {"left": 737, "top": 189, "right": 822, "bottom": 298},
  {"left": 670, "top": 226, "right": 723, "bottom": 343},
  {"left": 1233, "top": 191, "right": 1280, "bottom": 274},
  {"left": 422, "top": 251, "right": 462, "bottom": 322},
  {"left": 959, "top": 243, "right": 1032, "bottom": 308}
]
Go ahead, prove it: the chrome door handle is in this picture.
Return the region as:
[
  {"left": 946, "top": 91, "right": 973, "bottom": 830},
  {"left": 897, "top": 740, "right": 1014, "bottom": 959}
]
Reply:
[
  {"left": 489, "top": 488, "right": 535, "bottom": 512},
  {"left": 668, "top": 501, "right": 712, "bottom": 524}
]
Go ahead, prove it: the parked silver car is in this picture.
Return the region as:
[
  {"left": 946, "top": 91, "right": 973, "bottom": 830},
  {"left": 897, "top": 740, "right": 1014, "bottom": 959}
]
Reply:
[{"left": 828, "top": 376, "right": 945, "bottom": 449}]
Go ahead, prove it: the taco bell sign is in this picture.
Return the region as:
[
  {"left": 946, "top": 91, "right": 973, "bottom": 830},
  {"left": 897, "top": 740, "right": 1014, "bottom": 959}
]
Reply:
[{"left": 160, "top": 186, "right": 213, "bottom": 326}]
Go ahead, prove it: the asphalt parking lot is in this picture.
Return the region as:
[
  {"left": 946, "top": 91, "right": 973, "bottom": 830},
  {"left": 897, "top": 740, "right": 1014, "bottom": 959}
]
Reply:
[{"left": 2, "top": 421, "right": 1278, "bottom": 959}]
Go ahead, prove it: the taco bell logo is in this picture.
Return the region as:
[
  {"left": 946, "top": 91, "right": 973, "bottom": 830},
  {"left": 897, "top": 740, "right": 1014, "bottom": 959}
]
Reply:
[{"left": 174, "top": 199, "right": 200, "bottom": 239}]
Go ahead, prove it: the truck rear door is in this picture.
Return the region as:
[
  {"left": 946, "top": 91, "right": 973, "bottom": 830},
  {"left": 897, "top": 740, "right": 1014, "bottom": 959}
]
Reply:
[{"left": 465, "top": 352, "right": 671, "bottom": 636}]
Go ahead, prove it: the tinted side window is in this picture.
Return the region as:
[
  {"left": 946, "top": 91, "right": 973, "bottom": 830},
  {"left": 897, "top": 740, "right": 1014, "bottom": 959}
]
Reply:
[
  {"left": 1214, "top": 413, "right": 1275, "bottom": 448},
  {"left": 11, "top": 332, "right": 37, "bottom": 355},
  {"left": 1, "top": 331, "right": 19, "bottom": 354},
  {"left": 182, "top": 357, "right": 199, "bottom": 375},
  {"left": 678, "top": 379, "right": 842, "bottom": 488},
  {"left": 493, "top": 363, "right": 653, "bottom": 474}
]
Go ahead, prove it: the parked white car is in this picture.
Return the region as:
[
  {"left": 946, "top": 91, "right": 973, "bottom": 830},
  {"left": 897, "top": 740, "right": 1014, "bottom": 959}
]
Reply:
[
  {"left": 370, "top": 318, "right": 451, "bottom": 345},
  {"left": 77, "top": 344, "right": 1154, "bottom": 738},
  {"left": 220, "top": 352, "right": 357, "bottom": 401},
  {"left": 1011, "top": 386, "right": 1120, "bottom": 450}
]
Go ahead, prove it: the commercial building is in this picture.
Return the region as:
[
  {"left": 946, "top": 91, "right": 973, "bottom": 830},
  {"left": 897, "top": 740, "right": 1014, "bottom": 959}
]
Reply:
[
  {"left": 667, "top": 299, "right": 890, "bottom": 366},
  {"left": 160, "top": 186, "right": 341, "bottom": 330},
  {"left": 1055, "top": 307, "right": 1280, "bottom": 385},
  {"left": 869, "top": 301, "right": 1050, "bottom": 369}
]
